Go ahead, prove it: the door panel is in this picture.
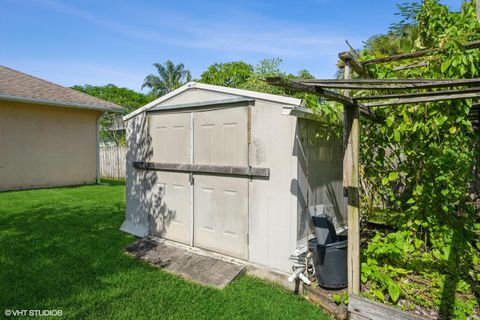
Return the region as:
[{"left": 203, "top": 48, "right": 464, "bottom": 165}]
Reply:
[
  {"left": 194, "top": 107, "right": 248, "bottom": 166},
  {"left": 149, "top": 113, "right": 191, "bottom": 164},
  {"left": 193, "top": 107, "right": 249, "bottom": 260},
  {"left": 149, "top": 172, "right": 191, "bottom": 244},
  {"left": 194, "top": 175, "right": 248, "bottom": 259},
  {"left": 148, "top": 113, "right": 192, "bottom": 244}
]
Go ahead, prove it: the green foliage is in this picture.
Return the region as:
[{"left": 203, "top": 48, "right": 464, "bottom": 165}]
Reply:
[
  {"left": 72, "top": 84, "right": 154, "bottom": 146},
  {"left": 198, "top": 58, "right": 342, "bottom": 138},
  {"left": 357, "top": 1, "right": 480, "bottom": 317},
  {"left": 199, "top": 61, "right": 254, "bottom": 87},
  {"left": 142, "top": 60, "right": 192, "bottom": 97}
]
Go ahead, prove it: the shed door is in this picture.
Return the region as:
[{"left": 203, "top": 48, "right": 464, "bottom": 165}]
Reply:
[
  {"left": 193, "top": 107, "right": 249, "bottom": 259},
  {"left": 148, "top": 113, "right": 192, "bottom": 245}
]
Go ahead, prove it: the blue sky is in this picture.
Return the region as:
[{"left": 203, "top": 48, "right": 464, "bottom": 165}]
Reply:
[{"left": 0, "top": 0, "right": 462, "bottom": 92}]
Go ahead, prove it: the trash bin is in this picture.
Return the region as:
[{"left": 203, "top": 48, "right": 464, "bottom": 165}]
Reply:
[
  {"left": 311, "top": 214, "right": 338, "bottom": 245},
  {"left": 308, "top": 236, "right": 347, "bottom": 289}
]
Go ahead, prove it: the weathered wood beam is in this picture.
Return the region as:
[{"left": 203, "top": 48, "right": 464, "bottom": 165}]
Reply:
[
  {"left": 266, "top": 77, "right": 356, "bottom": 105},
  {"left": 343, "top": 61, "right": 361, "bottom": 296},
  {"left": 353, "top": 87, "right": 480, "bottom": 101},
  {"left": 265, "top": 77, "right": 379, "bottom": 122},
  {"left": 133, "top": 162, "right": 270, "bottom": 178},
  {"left": 297, "top": 78, "right": 480, "bottom": 90},
  {"left": 465, "top": 39, "right": 480, "bottom": 50},
  {"left": 349, "top": 295, "right": 426, "bottom": 320},
  {"left": 393, "top": 61, "right": 429, "bottom": 71},
  {"left": 362, "top": 91, "right": 480, "bottom": 107},
  {"left": 362, "top": 39, "right": 480, "bottom": 65},
  {"left": 338, "top": 51, "right": 369, "bottom": 78}
]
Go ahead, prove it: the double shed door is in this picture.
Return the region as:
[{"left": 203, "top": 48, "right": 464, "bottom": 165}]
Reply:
[{"left": 148, "top": 107, "right": 249, "bottom": 260}]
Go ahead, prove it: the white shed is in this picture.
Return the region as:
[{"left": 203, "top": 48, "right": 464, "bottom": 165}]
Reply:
[{"left": 121, "top": 82, "right": 345, "bottom": 274}]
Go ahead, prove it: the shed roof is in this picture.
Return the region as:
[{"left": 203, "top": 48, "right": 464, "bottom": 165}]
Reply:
[
  {"left": 0, "top": 66, "right": 124, "bottom": 112},
  {"left": 123, "top": 82, "right": 303, "bottom": 121}
]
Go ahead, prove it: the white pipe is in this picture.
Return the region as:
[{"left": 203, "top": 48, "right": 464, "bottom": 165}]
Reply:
[
  {"left": 288, "top": 268, "right": 304, "bottom": 282},
  {"left": 298, "top": 272, "right": 311, "bottom": 285}
]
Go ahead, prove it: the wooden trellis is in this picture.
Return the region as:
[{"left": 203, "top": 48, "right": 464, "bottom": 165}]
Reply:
[{"left": 265, "top": 41, "right": 480, "bottom": 308}]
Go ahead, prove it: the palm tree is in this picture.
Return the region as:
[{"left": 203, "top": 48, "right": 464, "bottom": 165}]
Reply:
[{"left": 142, "top": 60, "right": 192, "bottom": 97}]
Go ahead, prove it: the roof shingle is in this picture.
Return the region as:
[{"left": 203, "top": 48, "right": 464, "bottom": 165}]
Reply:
[{"left": 0, "top": 66, "right": 123, "bottom": 112}]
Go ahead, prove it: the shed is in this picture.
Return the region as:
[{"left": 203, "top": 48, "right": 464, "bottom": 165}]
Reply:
[
  {"left": 121, "top": 82, "right": 345, "bottom": 273},
  {"left": 0, "top": 66, "right": 123, "bottom": 191}
]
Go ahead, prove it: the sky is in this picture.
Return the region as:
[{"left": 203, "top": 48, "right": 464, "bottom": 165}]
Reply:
[{"left": 0, "top": 0, "right": 463, "bottom": 92}]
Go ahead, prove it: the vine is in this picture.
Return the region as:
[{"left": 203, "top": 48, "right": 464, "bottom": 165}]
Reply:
[{"left": 354, "top": 1, "right": 480, "bottom": 318}]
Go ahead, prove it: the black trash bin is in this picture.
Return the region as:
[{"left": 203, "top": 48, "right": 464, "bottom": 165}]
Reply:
[{"left": 308, "top": 236, "right": 347, "bottom": 289}]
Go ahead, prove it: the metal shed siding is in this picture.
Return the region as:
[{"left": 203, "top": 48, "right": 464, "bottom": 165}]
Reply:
[
  {"left": 249, "top": 100, "right": 298, "bottom": 273},
  {"left": 155, "top": 88, "right": 234, "bottom": 107},
  {"left": 122, "top": 112, "right": 151, "bottom": 237}
]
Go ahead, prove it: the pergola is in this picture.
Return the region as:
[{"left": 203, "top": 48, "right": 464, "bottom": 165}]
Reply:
[{"left": 265, "top": 40, "right": 480, "bottom": 300}]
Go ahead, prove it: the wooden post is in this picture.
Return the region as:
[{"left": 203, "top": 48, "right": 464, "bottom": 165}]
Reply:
[
  {"left": 343, "top": 60, "right": 361, "bottom": 295},
  {"left": 477, "top": 0, "right": 480, "bottom": 21}
]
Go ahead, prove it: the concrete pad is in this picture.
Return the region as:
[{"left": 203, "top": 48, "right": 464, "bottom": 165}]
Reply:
[{"left": 126, "top": 237, "right": 246, "bottom": 289}]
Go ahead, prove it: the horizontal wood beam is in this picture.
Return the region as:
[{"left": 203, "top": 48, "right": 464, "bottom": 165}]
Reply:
[
  {"left": 353, "top": 87, "right": 480, "bottom": 101},
  {"left": 362, "top": 91, "right": 480, "bottom": 107},
  {"left": 266, "top": 77, "right": 356, "bottom": 105},
  {"left": 361, "top": 39, "right": 480, "bottom": 66},
  {"left": 265, "top": 77, "right": 380, "bottom": 122},
  {"left": 297, "top": 78, "right": 480, "bottom": 90},
  {"left": 393, "top": 61, "right": 429, "bottom": 71},
  {"left": 349, "top": 295, "right": 425, "bottom": 320},
  {"left": 133, "top": 162, "right": 270, "bottom": 178}
]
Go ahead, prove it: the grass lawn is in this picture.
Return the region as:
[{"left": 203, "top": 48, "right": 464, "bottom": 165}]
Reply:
[{"left": 0, "top": 181, "right": 330, "bottom": 320}]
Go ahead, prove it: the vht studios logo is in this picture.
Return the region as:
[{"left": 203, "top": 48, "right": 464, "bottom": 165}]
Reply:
[{"left": 4, "top": 309, "right": 63, "bottom": 317}]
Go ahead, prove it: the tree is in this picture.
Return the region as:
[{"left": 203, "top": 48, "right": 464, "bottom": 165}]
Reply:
[
  {"left": 142, "top": 60, "right": 192, "bottom": 97},
  {"left": 353, "top": 1, "right": 480, "bottom": 317},
  {"left": 72, "top": 84, "right": 155, "bottom": 146},
  {"left": 199, "top": 61, "right": 253, "bottom": 87}
]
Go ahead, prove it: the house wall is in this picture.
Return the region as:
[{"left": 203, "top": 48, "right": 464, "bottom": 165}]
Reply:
[{"left": 0, "top": 101, "right": 101, "bottom": 191}]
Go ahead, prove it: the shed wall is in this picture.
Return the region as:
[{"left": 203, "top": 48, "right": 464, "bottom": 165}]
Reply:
[
  {"left": 0, "top": 101, "right": 100, "bottom": 191},
  {"left": 122, "top": 89, "right": 239, "bottom": 237},
  {"left": 122, "top": 112, "right": 152, "bottom": 237},
  {"left": 249, "top": 100, "right": 297, "bottom": 273}
]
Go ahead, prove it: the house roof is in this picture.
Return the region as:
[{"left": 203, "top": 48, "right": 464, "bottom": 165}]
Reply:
[
  {"left": 0, "top": 66, "right": 124, "bottom": 112},
  {"left": 123, "top": 82, "right": 303, "bottom": 121}
]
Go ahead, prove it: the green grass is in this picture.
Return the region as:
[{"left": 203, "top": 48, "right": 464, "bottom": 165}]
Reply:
[{"left": 0, "top": 181, "right": 330, "bottom": 320}]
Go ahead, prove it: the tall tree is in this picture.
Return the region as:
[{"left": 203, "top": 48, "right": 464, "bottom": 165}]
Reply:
[
  {"left": 142, "top": 60, "right": 192, "bottom": 97},
  {"left": 199, "top": 61, "right": 253, "bottom": 87}
]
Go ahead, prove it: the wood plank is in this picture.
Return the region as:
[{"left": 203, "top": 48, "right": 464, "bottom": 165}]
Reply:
[
  {"left": 348, "top": 295, "right": 426, "bottom": 320},
  {"left": 338, "top": 51, "right": 369, "bottom": 78},
  {"left": 302, "top": 285, "right": 348, "bottom": 320},
  {"left": 353, "top": 87, "right": 480, "bottom": 101},
  {"left": 265, "top": 77, "right": 357, "bottom": 106},
  {"left": 393, "top": 61, "right": 429, "bottom": 71},
  {"left": 361, "top": 39, "right": 480, "bottom": 65},
  {"left": 343, "top": 61, "right": 361, "bottom": 295},
  {"left": 362, "top": 91, "right": 480, "bottom": 107},
  {"left": 297, "top": 78, "right": 480, "bottom": 90},
  {"left": 133, "top": 161, "right": 270, "bottom": 178}
]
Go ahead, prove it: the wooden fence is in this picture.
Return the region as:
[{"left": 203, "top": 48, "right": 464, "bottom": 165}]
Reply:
[{"left": 100, "top": 147, "right": 126, "bottom": 180}]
